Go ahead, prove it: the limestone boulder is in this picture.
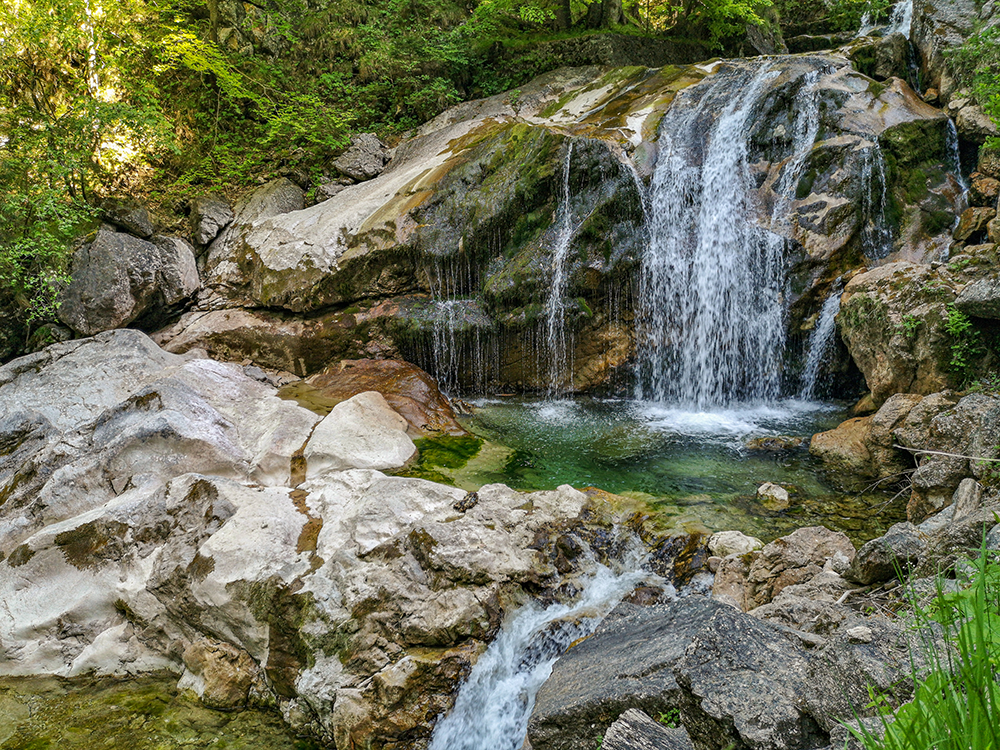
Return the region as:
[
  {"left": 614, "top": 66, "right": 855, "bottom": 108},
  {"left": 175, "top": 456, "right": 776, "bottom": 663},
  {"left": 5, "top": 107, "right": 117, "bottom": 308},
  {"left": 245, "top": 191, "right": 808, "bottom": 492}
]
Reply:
[
  {"left": 955, "top": 276, "right": 1000, "bottom": 319},
  {"left": 708, "top": 530, "right": 763, "bottom": 558},
  {"left": 303, "top": 391, "right": 416, "bottom": 479},
  {"left": 152, "top": 235, "right": 201, "bottom": 306},
  {"left": 602, "top": 709, "right": 694, "bottom": 750},
  {"left": 715, "top": 526, "right": 856, "bottom": 612},
  {"left": 897, "top": 392, "right": 1000, "bottom": 522},
  {"left": 844, "top": 522, "right": 929, "bottom": 584},
  {"left": 101, "top": 199, "right": 155, "bottom": 238},
  {"left": 332, "top": 133, "right": 389, "bottom": 182},
  {"left": 837, "top": 262, "right": 957, "bottom": 406},
  {"left": 58, "top": 230, "right": 200, "bottom": 336},
  {"left": 673, "top": 605, "right": 825, "bottom": 750},
  {"left": 810, "top": 393, "right": 923, "bottom": 490},
  {"left": 527, "top": 598, "right": 727, "bottom": 750},
  {"left": 189, "top": 194, "right": 235, "bottom": 246},
  {"left": 0, "top": 330, "right": 641, "bottom": 748}
]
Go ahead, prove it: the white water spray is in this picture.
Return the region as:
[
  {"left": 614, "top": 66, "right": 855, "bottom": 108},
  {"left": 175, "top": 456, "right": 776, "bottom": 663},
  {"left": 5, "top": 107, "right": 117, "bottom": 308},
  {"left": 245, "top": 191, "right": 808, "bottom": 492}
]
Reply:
[{"left": 636, "top": 61, "right": 830, "bottom": 408}]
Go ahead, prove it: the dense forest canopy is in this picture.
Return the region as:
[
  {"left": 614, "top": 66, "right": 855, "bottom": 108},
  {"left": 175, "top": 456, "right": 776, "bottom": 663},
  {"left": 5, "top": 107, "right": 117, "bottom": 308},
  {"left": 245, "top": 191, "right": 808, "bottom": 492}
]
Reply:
[{"left": 0, "top": 0, "right": 993, "bottom": 334}]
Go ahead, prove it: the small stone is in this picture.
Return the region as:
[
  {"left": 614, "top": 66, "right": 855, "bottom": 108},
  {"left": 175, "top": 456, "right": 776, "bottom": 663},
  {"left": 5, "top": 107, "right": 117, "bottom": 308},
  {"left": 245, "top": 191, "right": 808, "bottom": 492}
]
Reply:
[
  {"left": 744, "top": 435, "right": 805, "bottom": 451},
  {"left": 845, "top": 626, "right": 874, "bottom": 644},
  {"left": 453, "top": 491, "right": 479, "bottom": 512},
  {"left": 708, "top": 530, "right": 764, "bottom": 558},
  {"left": 952, "top": 478, "right": 982, "bottom": 519},
  {"left": 756, "top": 482, "right": 790, "bottom": 511}
]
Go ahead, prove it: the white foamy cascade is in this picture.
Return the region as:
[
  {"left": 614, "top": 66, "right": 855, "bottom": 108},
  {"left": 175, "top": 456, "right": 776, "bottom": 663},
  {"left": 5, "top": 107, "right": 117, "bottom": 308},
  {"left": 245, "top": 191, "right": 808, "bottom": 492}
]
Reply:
[
  {"left": 885, "top": 0, "right": 914, "bottom": 38},
  {"left": 635, "top": 60, "right": 826, "bottom": 408},
  {"left": 427, "top": 558, "right": 654, "bottom": 750},
  {"left": 799, "top": 281, "right": 843, "bottom": 400},
  {"left": 544, "top": 141, "right": 577, "bottom": 396}
]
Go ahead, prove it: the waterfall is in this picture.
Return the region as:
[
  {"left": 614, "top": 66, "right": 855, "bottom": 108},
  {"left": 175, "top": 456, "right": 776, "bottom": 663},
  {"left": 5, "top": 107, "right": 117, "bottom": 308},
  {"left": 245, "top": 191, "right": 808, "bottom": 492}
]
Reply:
[
  {"left": 799, "top": 282, "right": 843, "bottom": 400},
  {"left": 858, "top": 0, "right": 912, "bottom": 37},
  {"left": 427, "top": 560, "right": 654, "bottom": 750},
  {"left": 885, "top": 0, "right": 914, "bottom": 38},
  {"left": 544, "top": 142, "right": 577, "bottom": 396},
  {"left": 635, "top": 60, "right": 825, "bottom": 408}
]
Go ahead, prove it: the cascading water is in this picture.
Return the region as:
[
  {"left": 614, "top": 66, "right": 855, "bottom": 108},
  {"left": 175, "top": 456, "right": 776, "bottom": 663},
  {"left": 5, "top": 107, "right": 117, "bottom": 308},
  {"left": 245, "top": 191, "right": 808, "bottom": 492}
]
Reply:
[
  {"left": 635, "top": 61, "right": 824, "bottom": 408},
  {"left": 885, "top": 0, "right": 914, "bottom": 37},
  {"left": 799, "top": 281, "right": 843, "bottom": 400},
  {"left": 427, "top": 558, "right": 654, "bottom": 750},
  {"left": 544, "top": 142, "right": 577, "bottom": 395}
]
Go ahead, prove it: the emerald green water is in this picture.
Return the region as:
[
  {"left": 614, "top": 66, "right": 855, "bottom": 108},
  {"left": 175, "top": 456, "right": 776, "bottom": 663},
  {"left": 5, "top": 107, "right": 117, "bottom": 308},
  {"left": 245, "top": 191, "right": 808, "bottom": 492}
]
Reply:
[{"left": 447, "top": 397, "right": 904, "bottom": 543}]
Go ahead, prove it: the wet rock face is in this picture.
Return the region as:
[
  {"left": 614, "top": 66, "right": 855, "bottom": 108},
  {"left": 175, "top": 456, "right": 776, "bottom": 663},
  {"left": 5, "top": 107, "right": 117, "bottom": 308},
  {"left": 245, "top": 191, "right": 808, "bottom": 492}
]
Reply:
[
  {"left": 836, "top": 252, "right": 1000, "bottom": 408},
  {"left": 0, "top": 330, "right": 636, "bottom": 748}
]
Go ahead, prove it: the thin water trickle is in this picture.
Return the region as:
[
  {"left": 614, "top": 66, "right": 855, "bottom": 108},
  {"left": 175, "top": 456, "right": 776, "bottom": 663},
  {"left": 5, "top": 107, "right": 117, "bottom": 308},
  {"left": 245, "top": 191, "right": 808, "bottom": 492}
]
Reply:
[
  {"left": 544, "top": 141, "right": 577, "bottom": 395},
  {"left": 428, "top": 556, "right": 655, "bottom": 750},
  {"left": 799, "top": 281, "right": 843, "bottom": 400},
  {"left": 859, "top": 141, "right": 895, "bottom": 259}
]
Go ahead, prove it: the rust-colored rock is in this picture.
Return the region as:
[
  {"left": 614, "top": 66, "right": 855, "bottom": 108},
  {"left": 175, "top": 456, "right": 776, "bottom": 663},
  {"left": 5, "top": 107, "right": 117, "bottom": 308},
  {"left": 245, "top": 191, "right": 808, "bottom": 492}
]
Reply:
[
  {"left": 181, "top": 638, "right": 263, "bottom": 710},
  {"left": 297, "top": 358, "right": 469, "bottom": 437}
]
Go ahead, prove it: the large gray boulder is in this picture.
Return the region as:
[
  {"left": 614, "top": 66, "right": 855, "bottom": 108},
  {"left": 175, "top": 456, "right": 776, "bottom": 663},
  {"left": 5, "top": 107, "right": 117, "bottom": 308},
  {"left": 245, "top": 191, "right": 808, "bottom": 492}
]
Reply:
[
  {"left": 528, "top": 597, "right": 727, "bottom": 750},
  {"left": 602, "top": 709, "right": 694, "bottom": 750},
  {"left": 332, "top": 133, "right": 389, "bottom": 182},
  {"left": 189, "top": 194, "right": 235, "bottom": 246},
  {"left": 673, "top": 605, "right": 825, "bottom": 750},
  {"left": 58, "top": 230, "right": 200, "bottom": 335}
]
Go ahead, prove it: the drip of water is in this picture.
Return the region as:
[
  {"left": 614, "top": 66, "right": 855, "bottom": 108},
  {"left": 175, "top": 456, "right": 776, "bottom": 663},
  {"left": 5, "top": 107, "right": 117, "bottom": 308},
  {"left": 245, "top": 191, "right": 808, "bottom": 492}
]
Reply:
[
  {"left": 428, "top": 558, "right": 654, "bottom": 750},
  {"left": 799, "top": 281, "right": 843, "bottom": 400},
  {"left": 859, "top": 142, "right": 895, "bottom": 259},
  {"left": 636, "top": 60, "right": 825, "bottom": 408},
  {"left": 544, "top": 142, "right": 577, "bottom": 396}
]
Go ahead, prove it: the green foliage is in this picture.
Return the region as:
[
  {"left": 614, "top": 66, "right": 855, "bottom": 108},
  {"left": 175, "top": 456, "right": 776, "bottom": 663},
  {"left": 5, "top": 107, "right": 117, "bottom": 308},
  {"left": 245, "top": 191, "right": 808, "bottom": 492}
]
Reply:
[
  {"left": 850, "top": 546, "right": 1000, "bottom": 750},
  {"left": 944, "top": 304, "right": 984, "bottom": 384},
  {"left": 949, "top": 25, "right": 1000, "bottom": 147},
  {"left": 897, "top": 314, "right": 920, "bottom": 340},
  {"left": 656, "top": 708, "right": 681, "bottom": 727},
  {"left": 827, "top": 0, "right": 893, "bottom": 31}
]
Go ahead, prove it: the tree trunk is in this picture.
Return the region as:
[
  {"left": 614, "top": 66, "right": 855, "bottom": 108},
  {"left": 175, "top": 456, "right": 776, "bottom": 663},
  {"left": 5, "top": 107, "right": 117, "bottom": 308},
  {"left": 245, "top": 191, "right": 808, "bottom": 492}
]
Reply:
[
  {"left": 207, "top": 0, "right": 220, "bottom": 44},
  {"left": 556, "top": 0, "right": 572, "bottom": 30},
  {"left": 600, "top": 0, "right": 623, "bottom": 27}
]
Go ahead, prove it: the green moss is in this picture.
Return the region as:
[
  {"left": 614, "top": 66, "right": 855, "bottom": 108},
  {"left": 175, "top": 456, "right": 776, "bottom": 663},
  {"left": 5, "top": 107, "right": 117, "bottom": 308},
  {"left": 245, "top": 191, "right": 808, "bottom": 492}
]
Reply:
[{"left": 904, "top": 168, "right": 929, "bottom": 202}]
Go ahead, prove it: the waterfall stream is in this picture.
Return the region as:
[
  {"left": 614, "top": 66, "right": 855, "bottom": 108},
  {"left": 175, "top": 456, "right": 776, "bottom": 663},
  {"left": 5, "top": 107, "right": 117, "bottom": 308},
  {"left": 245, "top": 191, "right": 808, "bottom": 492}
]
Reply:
[
  {"left": 427, "top": 558, "right": 654, "bottom": 750},
  {"left": 799, "top": 282, "right": 843, "bottom": 400},
  {"left": 544, "top": 142, "right": 577, "bottom": 395},
  {"left": 635, "top": 60, "right": 825, "bottom": 408}
]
